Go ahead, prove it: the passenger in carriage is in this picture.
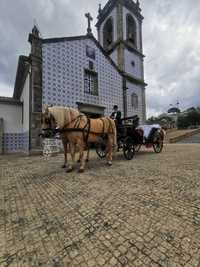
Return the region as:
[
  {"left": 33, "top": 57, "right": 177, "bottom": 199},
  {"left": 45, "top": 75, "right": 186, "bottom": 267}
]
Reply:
[{"left": 110, "top": 105, "right": 122, "bottom": 126}]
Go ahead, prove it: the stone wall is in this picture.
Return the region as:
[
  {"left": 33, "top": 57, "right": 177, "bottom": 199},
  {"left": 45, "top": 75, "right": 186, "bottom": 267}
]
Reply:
[{"left": 0, "top": 119, "right": 3, "bottom": 154}]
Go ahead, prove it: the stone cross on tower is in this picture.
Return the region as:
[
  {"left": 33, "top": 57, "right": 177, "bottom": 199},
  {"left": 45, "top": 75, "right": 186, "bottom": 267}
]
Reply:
[{"left": 85, "top": 12, "right": 93, "bottom": 35}]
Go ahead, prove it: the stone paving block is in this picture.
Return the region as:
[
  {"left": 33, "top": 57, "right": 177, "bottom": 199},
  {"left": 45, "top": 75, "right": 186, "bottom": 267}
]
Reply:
[{"left": 0, "top": 144, "right": 200, "bottom": 266}]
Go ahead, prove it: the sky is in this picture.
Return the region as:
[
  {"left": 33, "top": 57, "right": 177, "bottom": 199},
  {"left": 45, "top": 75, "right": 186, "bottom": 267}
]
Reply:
[{"left": 0, "top": 0, "right": 200, "bottom": 118}]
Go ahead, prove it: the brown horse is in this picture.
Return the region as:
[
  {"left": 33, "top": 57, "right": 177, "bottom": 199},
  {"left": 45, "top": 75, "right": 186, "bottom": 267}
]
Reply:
[{"left": 41, "top": 106, "right": 116, "bottom": 172}]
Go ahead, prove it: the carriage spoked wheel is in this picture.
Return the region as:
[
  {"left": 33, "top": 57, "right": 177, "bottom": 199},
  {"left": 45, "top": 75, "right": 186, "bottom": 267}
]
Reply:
[
  {"left": 153, "top": 133, "right": 164, "bottom": 153},
  {"left": 123, "top": 136, "right": 135, "bottom": 160},
  {"left": 96, "top": 142, "right": 107, "bottom": 159},
  {"left": 134, "top": 144, "right": 142, "bottom": 152}
]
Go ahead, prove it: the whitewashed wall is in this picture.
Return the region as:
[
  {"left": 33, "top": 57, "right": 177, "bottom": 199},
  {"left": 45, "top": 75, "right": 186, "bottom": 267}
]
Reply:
[
  {"left": 20, "top": 73, "right": 30, "bottom": 152},
  {"left": 42, "top": 38, "right": 123, "bottom": 117},
  {"left": 0, "top": 104, "right": 22, "bottom": 133},
  {"left": 20, "top": 73, "right": 30, "bottom": 132},
  {"left": 126, "top": 81, "right": 143, "bottom": 121},
  {"left": 0, "top": 103, "right": 24, "bottom": 153}
]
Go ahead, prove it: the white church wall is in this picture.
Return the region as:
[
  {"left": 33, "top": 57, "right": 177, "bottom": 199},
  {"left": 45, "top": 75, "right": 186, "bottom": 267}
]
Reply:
[
  {"left": 0, "top": 103, "right": 23, "bottom": 153},
  {"left": 99, "top": 7, "right": 118, "bottom": 47},
  {"left": 0, "top": 104, "right": 22, "bottom": 133},
  {"left": 20, "top": 74, "right": 30, "bottom": 132},
  {"left": 123, "top": 6, "right": 141, "bottom": 50},
  {"left": 126, "top": 81, "right": 143, "bottom": 121},
  {"left": 124, "top": 49, "right": 143, "bottom": 79},
  {"left": 42, "top": 37, "right": 123, "bottom": 117},
  {"left": 20, "top": 73, "right": 30, "bottom": 152}
]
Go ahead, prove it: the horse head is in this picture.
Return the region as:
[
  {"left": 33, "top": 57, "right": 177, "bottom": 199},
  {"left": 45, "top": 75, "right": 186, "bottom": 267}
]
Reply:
[{"left": 40, "top": 106, "right": 57, "bottom": 138}]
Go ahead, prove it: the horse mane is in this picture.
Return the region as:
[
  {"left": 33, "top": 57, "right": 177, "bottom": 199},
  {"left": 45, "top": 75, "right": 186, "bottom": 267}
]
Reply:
[{"left": 48, "top": 106, "right": 80, "bottom": 129}]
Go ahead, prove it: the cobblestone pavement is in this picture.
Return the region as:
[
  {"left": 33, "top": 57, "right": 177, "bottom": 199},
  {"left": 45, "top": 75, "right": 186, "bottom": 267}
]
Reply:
[{"left": 0, "top": 144, "right": 200, "bottom": 267}]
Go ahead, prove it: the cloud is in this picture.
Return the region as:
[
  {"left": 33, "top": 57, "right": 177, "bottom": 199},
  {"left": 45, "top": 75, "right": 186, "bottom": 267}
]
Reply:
[
  {"left": 141, "top": 0, "right": 200, "bottom": 117},
  {"left": 0, "top": 82, "right": 13, "bottom": 97},
  {"left": 0, "top": 0, "right": 200, "bottom": 118}
]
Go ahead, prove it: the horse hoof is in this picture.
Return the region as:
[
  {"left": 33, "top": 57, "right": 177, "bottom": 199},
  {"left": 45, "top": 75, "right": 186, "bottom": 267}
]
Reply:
[
  {"left": 107, "top": 161, "right": 112, "bottom": 166},
  {"left": 66, "top": 168, "right": 73, "bottom": 173},
  {"left": 61, "top": 164, "right": 66, "bottom": 168},
  {"left": 77, "top": 160, "right": 81, "bottom": 163},
  {"left": 86, "top": 159, "right": 89, "bottom": 162},
  {"left": 78, "top": 169, "right": 84, "bottom": 173}
]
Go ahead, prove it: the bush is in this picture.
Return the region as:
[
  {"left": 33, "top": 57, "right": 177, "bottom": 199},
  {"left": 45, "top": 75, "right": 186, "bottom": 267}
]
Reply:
[{"left": 177, "top": 109, "right": 200, "bottom": 129}]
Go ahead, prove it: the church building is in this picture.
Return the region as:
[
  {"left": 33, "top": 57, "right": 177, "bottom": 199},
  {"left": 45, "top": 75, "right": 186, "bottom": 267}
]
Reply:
[{"left": 0, "top": 0, "right": 147, "bottom": 154}]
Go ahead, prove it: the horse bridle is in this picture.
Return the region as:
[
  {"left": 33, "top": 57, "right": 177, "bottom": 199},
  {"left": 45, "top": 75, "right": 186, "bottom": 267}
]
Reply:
[{"left": 40, "top": 113, "right": 87, "bottom": 137}]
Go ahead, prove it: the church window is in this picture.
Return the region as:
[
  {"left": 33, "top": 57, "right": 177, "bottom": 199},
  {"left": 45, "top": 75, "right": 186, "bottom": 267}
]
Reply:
[
  {"left": 131, "top": 93, "right": 138, "bottom": 109},
  {"left": 84, "top": 69, "right": 98, "bottom": 96},
  {"left": 103, "top": 17, "right": 114, "bottom": 50},
  {"left": 126, "top": 14, "right": 137, "bottom": 47},
  {"left": 131, "top": 61, "right": 135, "bottom": 67}
]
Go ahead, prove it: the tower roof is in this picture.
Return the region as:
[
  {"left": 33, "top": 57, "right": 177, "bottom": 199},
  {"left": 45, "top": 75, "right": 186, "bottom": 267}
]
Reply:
[{"left": 96, "top": 0, "right": 143, "bottom": 28}]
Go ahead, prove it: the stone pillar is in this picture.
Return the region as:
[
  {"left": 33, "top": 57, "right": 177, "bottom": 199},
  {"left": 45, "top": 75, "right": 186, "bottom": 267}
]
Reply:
[
  {"left": 28, "top": 26, "right": 43, "bottom": 152},
  {"left": 116, "top": 0, "right": 125, "bottom": 71},
  {"left": 0, "top": 119, "right": 3, "bottom": 154},
  {"left": 123, "top": 78, "right": 128, "bottom": 118},
  {"left": 142, "top": 87, "right": 146, "bottom": 123}
]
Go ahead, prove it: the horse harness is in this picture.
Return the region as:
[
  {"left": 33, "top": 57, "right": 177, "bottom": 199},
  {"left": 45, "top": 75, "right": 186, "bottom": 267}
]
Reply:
[{"left": 44, "top": 112, "right": 114, "bottom": 146}]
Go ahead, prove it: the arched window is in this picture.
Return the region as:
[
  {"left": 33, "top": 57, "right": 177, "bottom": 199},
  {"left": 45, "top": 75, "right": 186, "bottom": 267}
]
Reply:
[
  {"left": 103, "top": 17, "right": 114, "bottom": 50},
  {"left": 126, "top": 14, "right": 137, "bottom": 47},
  {"left": 131, "top": 93, "right": 138, "bottom": 109}
]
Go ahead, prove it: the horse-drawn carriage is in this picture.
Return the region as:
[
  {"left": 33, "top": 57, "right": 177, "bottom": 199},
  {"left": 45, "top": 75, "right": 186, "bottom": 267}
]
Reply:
[
  {"left": 96, "top": 115, "right": 164, "bottom": 160},
  {"left": 41, "top": 106, "right": 165, "bottom": 172}
]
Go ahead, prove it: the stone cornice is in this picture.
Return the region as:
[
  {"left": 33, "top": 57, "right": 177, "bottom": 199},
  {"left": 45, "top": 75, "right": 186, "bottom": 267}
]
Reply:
[
  {"left": 107, "top": 39, "right": 145, "bottom": 58},
  {"left": 0, "top": 97, "right": 22, "bottom": 106},
  {"left": 123, "top": 72, "right": 147, "bottom": 87}
]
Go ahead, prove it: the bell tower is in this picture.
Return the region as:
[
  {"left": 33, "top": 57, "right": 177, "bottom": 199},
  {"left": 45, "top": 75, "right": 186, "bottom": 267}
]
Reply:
[{"left": 96, "top": 0, "right": 146, "bottom": 122}]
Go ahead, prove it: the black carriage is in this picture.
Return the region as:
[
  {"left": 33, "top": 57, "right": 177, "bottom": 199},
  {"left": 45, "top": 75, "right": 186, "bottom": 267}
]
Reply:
[{"left": 96, "top": 115, "right": 164, "bottom": 160}]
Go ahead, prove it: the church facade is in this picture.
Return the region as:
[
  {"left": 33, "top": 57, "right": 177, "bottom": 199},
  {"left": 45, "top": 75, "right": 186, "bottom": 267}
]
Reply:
[{"left": 0, "top": 0, "right": 146, "bottom": 154}]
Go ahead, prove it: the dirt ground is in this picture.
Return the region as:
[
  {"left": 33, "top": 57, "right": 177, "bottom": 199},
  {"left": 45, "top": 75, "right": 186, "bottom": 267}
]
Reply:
[{"left": 0, "top": 144, "right": 200, "bottom": 266}]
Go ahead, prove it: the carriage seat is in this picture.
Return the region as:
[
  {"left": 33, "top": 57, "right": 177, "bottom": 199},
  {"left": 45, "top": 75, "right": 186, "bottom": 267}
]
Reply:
[{"left": 136, "top": 124, "right": 161, "bottom": 142}]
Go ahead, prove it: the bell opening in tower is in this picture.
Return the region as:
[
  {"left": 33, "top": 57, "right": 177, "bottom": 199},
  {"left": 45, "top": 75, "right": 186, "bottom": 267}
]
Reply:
[
  {"left": 103, "top": 17, "right": 114, "bottom": 50},
  {"left": 126, "top": 14, "right": 137, "bottom": 48}
]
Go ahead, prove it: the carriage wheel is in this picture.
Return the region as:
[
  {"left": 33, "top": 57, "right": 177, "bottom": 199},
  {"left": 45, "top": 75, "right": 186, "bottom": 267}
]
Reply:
[
  {"left": 123, "top": 137, "right": 135, "bottom": 160},
  {"left": 134, "top": 144, "right": 142, "bottom": 152},
  {"left": 153, "top": 133, "right": 164, "bottom": 153},
  {"left": 96, "top": 142, "right": 107, "bottom": 159}
]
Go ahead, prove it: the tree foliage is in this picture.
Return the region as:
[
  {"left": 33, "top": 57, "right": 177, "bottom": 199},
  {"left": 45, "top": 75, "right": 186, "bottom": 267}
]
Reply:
[{"left": 177, "top": 108, "right": 200, "bottom": 129}]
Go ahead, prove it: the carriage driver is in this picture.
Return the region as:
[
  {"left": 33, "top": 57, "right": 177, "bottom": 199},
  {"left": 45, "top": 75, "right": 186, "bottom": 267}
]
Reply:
[{"left": 110, "top": 105, "right": 122, "bottom": 126}]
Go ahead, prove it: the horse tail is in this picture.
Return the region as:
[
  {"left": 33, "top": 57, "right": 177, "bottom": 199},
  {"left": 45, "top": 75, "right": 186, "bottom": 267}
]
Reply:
[{"left": 107, "top": 118, "right": 117, "bottom": 149}]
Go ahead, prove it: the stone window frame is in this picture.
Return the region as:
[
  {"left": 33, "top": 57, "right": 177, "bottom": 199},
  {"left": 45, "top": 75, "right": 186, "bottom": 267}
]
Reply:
[
  {"left": 131, "top": 92, "right": 138, "bottom": 110},
  {"left": 126, "top": 13, "right": 137, "bottom": 48},
  {"left": 103, "top": 16, "right": 114, "bottom": 50}
]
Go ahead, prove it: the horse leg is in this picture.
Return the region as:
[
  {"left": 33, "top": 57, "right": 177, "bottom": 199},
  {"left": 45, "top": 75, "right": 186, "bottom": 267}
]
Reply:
[
  {"left": 106, "top": 136, "right": 113, "bottom": 166},
  {"left": 66, "top": 143, "right": 75, "bottom": 173},
  {"left": 86, "top": 146, "right": 90, "bottom": 162},
  {"left": 62, "top": 139, "right": 68, "bottom": 168},
  {"left": 78, "top": 143, "right": 86, "bottom": 173},
  {"left": 77, "top": 146, "right": 81, "bottom": 163}
]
